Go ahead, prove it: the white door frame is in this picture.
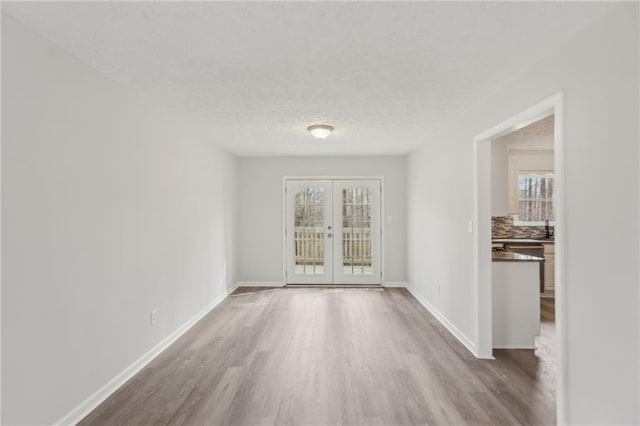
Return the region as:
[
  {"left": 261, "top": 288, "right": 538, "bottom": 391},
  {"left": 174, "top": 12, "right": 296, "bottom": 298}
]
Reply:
[
  {"left": 472, "top": 92, "right": 566, "bottom": 424},
  {"left": 282, "top": 176, "right": 385, "bottom": 285},
  {"left": 284, "top": 179, "right": 334, "bottom": 284},
  {"left": 332, "top": 179, "right": 382, "bottom": 285}
]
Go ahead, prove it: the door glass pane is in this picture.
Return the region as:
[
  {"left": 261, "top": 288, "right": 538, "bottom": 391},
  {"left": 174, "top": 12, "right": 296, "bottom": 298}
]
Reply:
[
  {"left": 342, "top": 187, "right": 373, "bottom": 275},
  {"left": 294, "top": 187, "right": 325, "bottom": 275}
]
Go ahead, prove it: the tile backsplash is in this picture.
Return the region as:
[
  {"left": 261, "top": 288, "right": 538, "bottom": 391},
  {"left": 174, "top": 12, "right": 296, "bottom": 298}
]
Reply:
[{"left": 492, "top": 216, "right": 553, "bottom": 239}]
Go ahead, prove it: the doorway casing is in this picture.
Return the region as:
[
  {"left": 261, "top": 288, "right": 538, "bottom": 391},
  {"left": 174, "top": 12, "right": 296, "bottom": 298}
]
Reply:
[{"left": 472, "top": 92, "right": 565, "bottom": 423}]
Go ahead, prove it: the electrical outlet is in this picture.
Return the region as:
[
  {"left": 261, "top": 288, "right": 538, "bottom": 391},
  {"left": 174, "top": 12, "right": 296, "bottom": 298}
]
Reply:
[
  {"left": 150, "top": 309, "right": 158, "bottom": 325},
  {"left": 467, "top": 220, "right": 473, "bottom": 233},
  {"left": 438, "top": 286, "right": 441, "bottom": 296}
]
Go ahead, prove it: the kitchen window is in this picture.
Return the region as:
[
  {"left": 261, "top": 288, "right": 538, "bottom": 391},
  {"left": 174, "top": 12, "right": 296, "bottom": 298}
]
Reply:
[{"left": 514, "top": 172, "right": 555, "bottom": 225}]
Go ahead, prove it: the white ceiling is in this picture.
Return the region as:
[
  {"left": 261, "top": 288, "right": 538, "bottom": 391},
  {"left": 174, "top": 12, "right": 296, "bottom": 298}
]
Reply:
[
  {"left": 3, "top": 2, "right": 612, "bottom": 157},
  {"left": 498, "top": 115, "right": 555, "bottom": 151}
]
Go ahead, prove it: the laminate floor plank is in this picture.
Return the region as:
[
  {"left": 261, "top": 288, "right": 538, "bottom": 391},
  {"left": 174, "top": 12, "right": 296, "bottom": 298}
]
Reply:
[{"left": 80, "top": 287, "right": 555, "bottom": 426}]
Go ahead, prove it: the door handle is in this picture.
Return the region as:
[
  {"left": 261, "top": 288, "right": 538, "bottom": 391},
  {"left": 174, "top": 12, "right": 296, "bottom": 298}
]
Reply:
[{"left": 328, "top": 233, "right": 332, "bottom": 238}]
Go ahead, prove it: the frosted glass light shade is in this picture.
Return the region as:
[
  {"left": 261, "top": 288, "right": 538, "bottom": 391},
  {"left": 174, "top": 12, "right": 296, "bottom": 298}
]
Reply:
[{"left": 307, "top": 125, "right": 334, "bottom": 139}]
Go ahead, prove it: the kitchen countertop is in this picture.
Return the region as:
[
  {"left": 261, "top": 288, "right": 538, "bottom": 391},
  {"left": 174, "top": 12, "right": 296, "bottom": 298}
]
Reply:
[
  {"left": 492, "top": 238, "right": 554, "bottom": 244},
  {"left": 492, "top": 251, "right": 545, "bottom": 262}
]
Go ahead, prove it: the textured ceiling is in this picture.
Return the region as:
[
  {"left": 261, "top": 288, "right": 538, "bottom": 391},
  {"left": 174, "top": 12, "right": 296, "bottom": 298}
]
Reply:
[
  {"left": 498, "top": 115, "right": 555, "bottom": 151},
  {"left": 3, "top": 2, "right": 611, "bottom": 156}
]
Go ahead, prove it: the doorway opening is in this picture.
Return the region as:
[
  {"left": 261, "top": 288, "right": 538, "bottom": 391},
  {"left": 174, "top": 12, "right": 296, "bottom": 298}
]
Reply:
[
  {"left": 284, "top": 178, "right": 383, "bottom": 285},
  {"left": 473, "top": 93, "right": 565, "bottom": 423}
]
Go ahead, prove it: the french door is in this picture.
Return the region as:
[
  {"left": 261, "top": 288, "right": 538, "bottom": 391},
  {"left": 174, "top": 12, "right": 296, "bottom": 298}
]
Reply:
[{"left": 285, "top": 179, "right": 382, "bottom": 285}]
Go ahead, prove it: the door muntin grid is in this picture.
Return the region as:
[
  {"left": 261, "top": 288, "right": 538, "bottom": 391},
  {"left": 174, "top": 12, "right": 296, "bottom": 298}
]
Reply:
[
  {"left": 341, "top": 187, "right": 373, "bottom": 275},
  {"left": 293, "top": 187, "right": 326, "bottom": 275}
]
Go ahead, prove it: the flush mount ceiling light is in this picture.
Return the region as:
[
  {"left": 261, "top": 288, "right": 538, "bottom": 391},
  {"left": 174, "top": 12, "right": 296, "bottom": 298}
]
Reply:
[{"left": 307, "top": 124, "right": 334, "bottom": 140}]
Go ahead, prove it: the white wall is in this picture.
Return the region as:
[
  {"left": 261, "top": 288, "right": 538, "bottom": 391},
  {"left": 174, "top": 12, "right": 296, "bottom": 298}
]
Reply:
[
  {"left": 506, "top": 152, "right": 554, "bottom": 215},
  {"left": 407, "top": 5, "right": 639, "bottom": 424},
  {"left": 1, "top": 15, "right": 238, "bottom": 425},
  {"left": 237, "top": 156, "right": 406, "bottom": 284},
  {"left": 491, "top": 118, "right": 555, "bottom": 217}
]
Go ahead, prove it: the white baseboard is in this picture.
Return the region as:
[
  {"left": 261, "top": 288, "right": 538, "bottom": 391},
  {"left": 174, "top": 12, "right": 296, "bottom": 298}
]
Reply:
[
  {"left": 494, "top": 344, "right": 536, "bottom": 350},
  {"left": 235, "top": 281, "right": 404, "bottom": 288},
  {"left": 235, "top": 281, "right": 285, "bottom": 287},
  {"left": 405, "top": 283, "right": 483, "bottom": 358},
  {"left": 383, "top": 281, "right": 407, "bottom": 288},
  {"left": 54, "top": 283, "right": 239, "bottom": 426}
]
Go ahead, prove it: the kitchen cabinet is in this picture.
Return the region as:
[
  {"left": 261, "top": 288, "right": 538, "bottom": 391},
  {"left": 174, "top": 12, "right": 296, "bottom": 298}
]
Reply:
[
  {"left": 493, "top": 239, "right": 554, "bottom": 293},
  {"left": 492, "top": 254, "right": 542, "bottom": 349},
  {"left": 505, "top": 243, "right": 544, "bottom": 292},
  {"left": 543, "top": 243, "right": 555, "bottom": 291}
]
